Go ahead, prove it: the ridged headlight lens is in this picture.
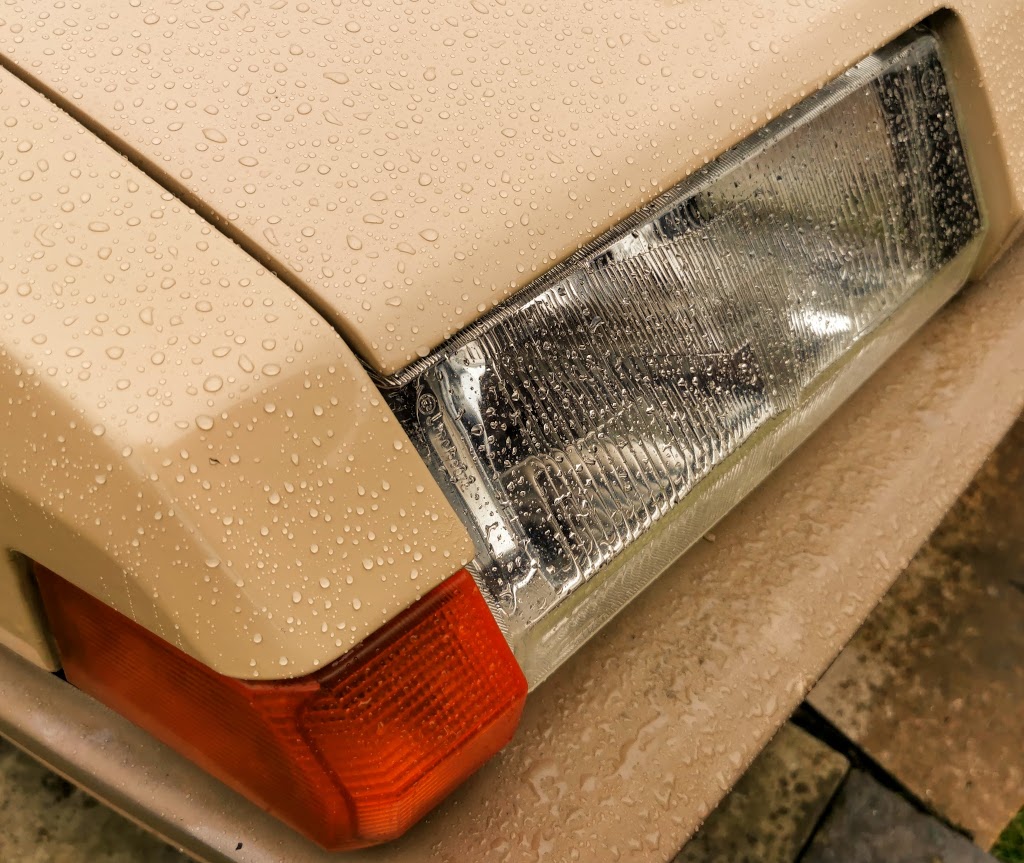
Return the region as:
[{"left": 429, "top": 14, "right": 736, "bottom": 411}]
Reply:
[{"left": 387, "top": 31, "right": 984, "bottom": 687}]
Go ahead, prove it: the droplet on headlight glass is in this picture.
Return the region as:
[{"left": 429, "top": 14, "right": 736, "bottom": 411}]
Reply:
[{"left": 387, "top": 31, "right": 984, "bottom": 687}]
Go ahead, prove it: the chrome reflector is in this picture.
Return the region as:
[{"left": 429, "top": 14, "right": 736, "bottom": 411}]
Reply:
[{"left": 386, "top": 31, "right": 983, "bottom": 686}]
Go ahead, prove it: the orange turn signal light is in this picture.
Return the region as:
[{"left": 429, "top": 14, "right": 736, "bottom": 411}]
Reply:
[{"left": 35, "top": 565, "right": 527, "bottom": 850}]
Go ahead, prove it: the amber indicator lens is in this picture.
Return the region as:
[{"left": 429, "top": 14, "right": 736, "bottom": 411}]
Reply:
[{"left": 35, "top": 565, "right": 527, "bottom": 850}]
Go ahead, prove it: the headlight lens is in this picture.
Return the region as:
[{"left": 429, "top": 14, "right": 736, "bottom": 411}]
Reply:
[{"left": 387, "top": 31, "right": 984, "bottom": 687}]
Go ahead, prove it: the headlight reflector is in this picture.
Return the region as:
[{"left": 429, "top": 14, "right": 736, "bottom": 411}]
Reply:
[{"left": 388, "top": 32, "right": 984, "bottom": 687}]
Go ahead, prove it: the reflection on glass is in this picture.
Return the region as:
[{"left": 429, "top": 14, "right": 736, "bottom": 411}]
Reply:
[{"left": 388, "top": 33, "right": 982, "bottom": 681}]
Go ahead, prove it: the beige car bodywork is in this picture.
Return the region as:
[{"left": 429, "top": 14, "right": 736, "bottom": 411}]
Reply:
[
  {"left": 0, "top": 66, "right": 473, "bottom": 679},
  {"left": 0, "top": 1, "right": 1019, "bottom": 682},
  {"left": 0, "top": 2, "right": 1021, "bottom": 375},
  {"left": 0, "top": 0, "right": 1023, "bottom": 858}
]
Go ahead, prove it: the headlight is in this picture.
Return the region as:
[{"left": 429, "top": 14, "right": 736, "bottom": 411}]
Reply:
[{"left": 386, "top": 30, "right": 984, "bottom": 688}]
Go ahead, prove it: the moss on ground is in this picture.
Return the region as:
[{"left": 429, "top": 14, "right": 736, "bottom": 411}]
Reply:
[{"left": 993, "top": 806, "right": 1024, "bottom": 863}]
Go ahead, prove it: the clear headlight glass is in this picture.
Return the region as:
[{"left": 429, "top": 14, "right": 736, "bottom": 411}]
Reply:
[{"left": 386, "top": 31, "right": 984, "bottom": 687}]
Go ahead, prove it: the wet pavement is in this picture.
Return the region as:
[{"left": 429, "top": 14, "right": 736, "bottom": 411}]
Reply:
[
  {"left": 808, "top": 418, "right": 1024, "bottom": 847},
  {"left": 801, "top": 770, "right": 996, "bottom": 863},
  {"left": 0, "top": 738, "right": 188, "bottom": 863},
  {"left": 675, "top": 722, "right": 1004, "bottom": 863},
  {"left": 673, "top": 724, "right": 848, "bottom": 863}
]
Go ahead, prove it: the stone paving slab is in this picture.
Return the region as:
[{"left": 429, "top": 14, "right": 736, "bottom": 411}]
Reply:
[
  {"left": 803, "top": 770, "right": 997, "bottom": 863},
  {"left": 808, "top": 419, "right": 1024, "bottom": 848},
  {"left": 0, "top": 739, "right": 189, "bottom": 863},
  {"left": 674, "top": 723, "right": 848, "bottom": 863}
]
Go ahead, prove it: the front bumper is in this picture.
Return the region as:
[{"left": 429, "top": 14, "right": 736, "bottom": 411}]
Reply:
[{"left": 4, "top": 236, "right": 1024, "bottom": 863}]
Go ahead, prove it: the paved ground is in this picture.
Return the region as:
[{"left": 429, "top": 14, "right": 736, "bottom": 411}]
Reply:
[
  {"left": 809, "top": 418, "right": 1024, "bottom": 847},
  {"left": 2, "top": 421, "right": 1023, "bottom": 861},
  {"left": 801, "top": 770, "right": 996, "bottom": 863},
  {"left": 674, "top": 724, "right": 849, "bottom": 863},
  {"left": 676, "top": 721, "right": 1003, "bottom": 863},
  {"left": 0, "top": 738, "right": 188, "bottom": 862}
]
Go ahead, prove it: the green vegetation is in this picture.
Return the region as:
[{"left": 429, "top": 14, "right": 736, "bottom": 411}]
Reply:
[{"left": 993, "top": 806, "right": 1024, "bottom": 863}]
